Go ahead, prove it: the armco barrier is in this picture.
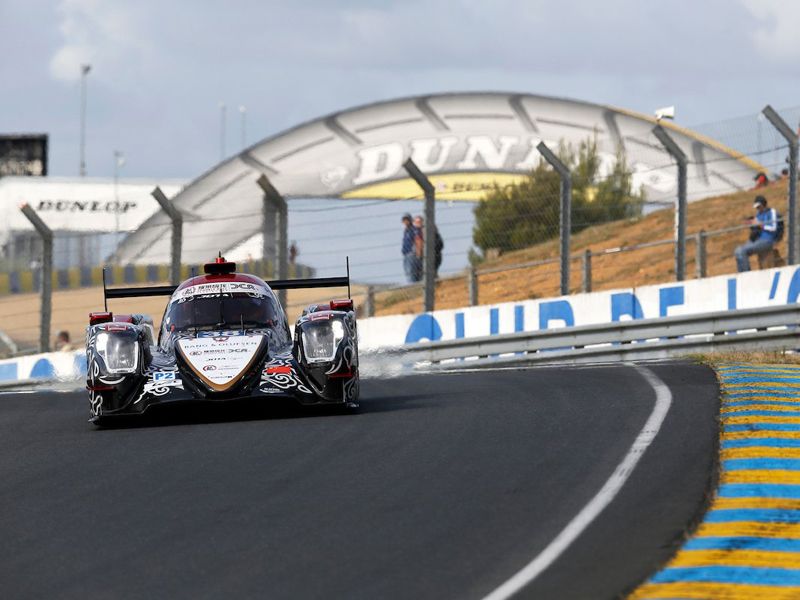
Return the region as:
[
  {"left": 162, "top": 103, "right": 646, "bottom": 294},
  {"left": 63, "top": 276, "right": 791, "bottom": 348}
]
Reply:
[
  {"left": 390, "top": 304, "right": 800, "bottom": 367},
  {"left": 2, "top": 306, "right": 797, "bottom": 387},
  {"left": 0, "top": 350, "right": 86, "bottom": 387},
  {"left": 358, "top": 265, "right": 800, "bottom": 351}
]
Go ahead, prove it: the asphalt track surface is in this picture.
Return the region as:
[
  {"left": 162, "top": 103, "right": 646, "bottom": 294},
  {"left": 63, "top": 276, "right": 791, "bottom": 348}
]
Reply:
[{"left": 0, "top": 361, "right": 718, "bottom": 600}]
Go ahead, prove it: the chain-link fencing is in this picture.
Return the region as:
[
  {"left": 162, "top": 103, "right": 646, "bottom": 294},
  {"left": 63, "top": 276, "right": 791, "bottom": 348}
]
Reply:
[{"left": 1, "top": 104, "right": 798, "bottom": 356}]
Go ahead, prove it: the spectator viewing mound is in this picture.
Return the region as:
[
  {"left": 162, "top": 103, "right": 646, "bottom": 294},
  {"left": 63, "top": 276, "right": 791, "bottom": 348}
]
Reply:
[{"left": 374, "top": 179, "right": 793, "bottom": 315}]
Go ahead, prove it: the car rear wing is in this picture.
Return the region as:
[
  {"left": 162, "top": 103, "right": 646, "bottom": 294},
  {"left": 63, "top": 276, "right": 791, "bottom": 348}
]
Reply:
[{"left": 102, "top": 260, "right": 351, "bottom": 310}]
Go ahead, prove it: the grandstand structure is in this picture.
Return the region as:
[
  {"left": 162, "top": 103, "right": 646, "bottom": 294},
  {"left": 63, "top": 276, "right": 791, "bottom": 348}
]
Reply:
[{"left": 0, "top": 176, "right": 185, "bottom": 271}]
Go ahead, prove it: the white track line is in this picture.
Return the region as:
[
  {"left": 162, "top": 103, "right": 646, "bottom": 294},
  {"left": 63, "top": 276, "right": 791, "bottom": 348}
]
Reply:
[{"left": 481, "top": 365, "right": 673, "bottom": 600}]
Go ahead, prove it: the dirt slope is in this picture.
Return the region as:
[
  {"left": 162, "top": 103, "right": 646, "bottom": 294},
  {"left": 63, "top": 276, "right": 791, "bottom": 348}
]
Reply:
[{"left": 374, "top": 181, "right": 791, "bottom": 314}]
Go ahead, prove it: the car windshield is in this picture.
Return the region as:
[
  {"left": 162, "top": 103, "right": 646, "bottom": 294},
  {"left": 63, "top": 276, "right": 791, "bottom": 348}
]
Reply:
[{"left": 164, "top": 292, "right": 282, "bottom": 332}]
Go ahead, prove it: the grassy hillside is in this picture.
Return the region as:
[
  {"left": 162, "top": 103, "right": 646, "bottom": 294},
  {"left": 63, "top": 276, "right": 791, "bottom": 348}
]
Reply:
[{"left": 374, "top": 181, "right": 791, "bottom": 314}]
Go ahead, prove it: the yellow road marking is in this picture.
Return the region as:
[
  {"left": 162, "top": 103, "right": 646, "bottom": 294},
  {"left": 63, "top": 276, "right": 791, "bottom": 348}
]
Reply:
[
  {"left": 723, "top": 415, "right": 800, "bottom": 425},
  {"left": 670, "top": 549, "right": 800, "bottom": 569},
  {"left": 723, "top": 396, "right": 800, "bottom": 404},
  {"left": 697, "top": 521, "right": 800, "bottom": 539},
  {"left": 723, "top": 469, "right": 800, "bottom": 484},
  {"left": 725, "top": 381, "right": 800, "bottom": 389},
  {"left": 723, "top": 405, "right": 800, "bottom": 414},
  {"left": 722, "top": 447, "right": 800, "bottom": 460},
  {"left": 723, "top": 431, "right": 800, "bottom": 440},
  {"left": 630, "top": 582, "right": 800, "bottom": 599},
  {"left": 722, "top": 372, "right": 800, "bottom": 378},
  {"left": 713, "top": 497, "right": 800, "bottom": 510}
]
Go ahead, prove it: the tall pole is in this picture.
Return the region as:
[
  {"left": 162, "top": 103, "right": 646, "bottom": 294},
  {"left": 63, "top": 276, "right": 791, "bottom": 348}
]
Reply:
[
  {"left": 152, "top": 187, "right": 183, "bottom": 285},
  {"left": 763, "top": 105, "right": 799, "bottom": 264},
  {"left": 239, "top": 105, "right": 247, "bottom": 150},
  {"left": 536, "top": 142, "right": 572, "bottom": 295},
  {"left": 403, "top": 158, "right": 436, "bottom": 312},
  {"left": 20, "top": 204, "right": 53, "bottom": 352},
  {"left": 256, "top": 175, "right": 289, "bottom": 308},
  {"left": 113, "top": 150, "right": 124, "bottom": 262},
  {"left": 653, "top": 125, "right": 688, "bottom": 281},
  {"left": 219, "top": 102, "right": 226, "bottom": 161},
  {"left": 79, "top": 64, "right": 91, "bottom": 176}
]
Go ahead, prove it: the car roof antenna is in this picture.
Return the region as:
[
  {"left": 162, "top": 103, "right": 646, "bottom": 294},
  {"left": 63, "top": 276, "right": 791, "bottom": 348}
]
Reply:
[
  {"left": 102, "top": 267, "right": 108, "bottom": 312},
  {"left": 192, "top": 280, "right": 199, "bottom": 336},
  {"left": 346, "top": 256, "right": 351, "bottom": 299}
]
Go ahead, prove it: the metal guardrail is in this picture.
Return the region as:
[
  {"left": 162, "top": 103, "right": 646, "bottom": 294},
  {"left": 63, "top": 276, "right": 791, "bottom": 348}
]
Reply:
[
  {"left": 394, "top": 304, "right": 800, "bottom": 367},
  {"left": 0, "top": 378, "right": 40, "bottom": 390}
]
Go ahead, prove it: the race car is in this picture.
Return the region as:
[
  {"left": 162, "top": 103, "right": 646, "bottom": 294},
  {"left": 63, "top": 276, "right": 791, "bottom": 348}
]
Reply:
[{"left": 85, "top": 256, "right": 358, "bottom": 425}]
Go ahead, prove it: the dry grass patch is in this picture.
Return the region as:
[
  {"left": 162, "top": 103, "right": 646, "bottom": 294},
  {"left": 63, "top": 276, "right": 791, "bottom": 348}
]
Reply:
[
  {"left": 375, "top": 181, "right": 791, "bottom": 315},
  {"left": 690, "top": 350, "right": 800, "bottom": 366}
]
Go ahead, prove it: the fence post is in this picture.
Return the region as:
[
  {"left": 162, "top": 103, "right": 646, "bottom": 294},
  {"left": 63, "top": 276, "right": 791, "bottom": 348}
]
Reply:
[
  {"left": 468, "top": 266, "right": 478, "bottom": 306},
  {"left": 536, "top": 142, "right": 572, "bottom": 296},
  {"left": 20, "top": 204, "right": 52, "bottom": 352},
  {"left": 403, "top": 158, "right": 436, "bottom": 312},
  {"left": 582, "top": 249, "right": 592, "bottom": 293},
  {"left": 256, "top": 175, "right": 289, "bottom": 308},
  {"left": 695, "top": 230, "right": 707, "bottom": 279},
  {"left": 763, "top": 105, "right": 799, "bottom": 265},
  {"left": 653, "top": 125, "right": 688, "bottom": 282},
  {"left": 151, "top": 187, "right": 183, "bottom": 285},
  {"left": 364, "top": 285, "right": 375, "bottom": 318}
]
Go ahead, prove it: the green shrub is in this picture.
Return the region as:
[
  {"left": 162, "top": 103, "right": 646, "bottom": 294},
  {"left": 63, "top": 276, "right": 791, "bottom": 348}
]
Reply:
[{"left": 473, "top": 138, "right": 644, "bottom": 255}]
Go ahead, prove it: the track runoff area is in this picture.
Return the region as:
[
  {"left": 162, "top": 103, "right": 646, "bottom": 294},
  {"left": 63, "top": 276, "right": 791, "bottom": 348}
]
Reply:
[{"left": 0, "top": 361, "right": 718, "bottom": 599}]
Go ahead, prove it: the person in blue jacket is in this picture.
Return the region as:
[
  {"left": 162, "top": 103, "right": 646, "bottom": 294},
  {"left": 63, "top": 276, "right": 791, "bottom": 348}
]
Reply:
[
  {"left": 735, "top": 195, "right": 779, "bottom": 272},
  {"left": 401, "top": 213, "right": 421, "bottom": 282}
]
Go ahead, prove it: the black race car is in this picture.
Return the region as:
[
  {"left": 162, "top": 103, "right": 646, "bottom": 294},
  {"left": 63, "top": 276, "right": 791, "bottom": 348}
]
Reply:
[{"left": 85, "top": 257, "right": 358, "bottom": 425}]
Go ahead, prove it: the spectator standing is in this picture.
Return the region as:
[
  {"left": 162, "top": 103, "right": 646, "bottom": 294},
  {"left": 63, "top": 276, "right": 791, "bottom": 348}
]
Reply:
[
  {"left": 54, "top": 330, "right": 74, "bottom": 351},
  {"left": 413, "top": 215, "right": 424, "bottom": 282},
  {"left": 401, "top": 214, "right": 420, "bottom": 283},
  {"left": 734, "top": 195, "right": 779, "bottom": 272},
  {"left": 413, "top": 215, "right": 444, "bottom": 278}
]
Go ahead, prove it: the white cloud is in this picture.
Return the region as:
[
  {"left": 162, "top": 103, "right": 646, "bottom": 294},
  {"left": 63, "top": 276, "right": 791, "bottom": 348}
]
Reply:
[
  {"left": 48, "top": 0, "right": 150, "bottom": 82},
  {"left": 740, "top": 0, "right": 800, "bottom": 61}
]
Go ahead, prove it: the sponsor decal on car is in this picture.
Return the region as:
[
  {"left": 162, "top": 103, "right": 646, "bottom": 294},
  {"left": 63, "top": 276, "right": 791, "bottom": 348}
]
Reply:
[
  {"left": 177, "top": 334, "right": 265, "bottom": 392},
  {"left": 195, "top": 330, "right": 250, "bottom": 338},
  {"left": 172, "top": 282, "right": 270, "bottom": 302}
]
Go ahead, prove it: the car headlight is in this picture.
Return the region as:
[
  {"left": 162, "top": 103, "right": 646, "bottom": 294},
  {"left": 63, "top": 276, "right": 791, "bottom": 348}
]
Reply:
[
  {"left": 302, "top": 319, "right": 344, "bottom": 363},
  {"left": 95, "top": 331, "right": 139, "bottom": 374}
]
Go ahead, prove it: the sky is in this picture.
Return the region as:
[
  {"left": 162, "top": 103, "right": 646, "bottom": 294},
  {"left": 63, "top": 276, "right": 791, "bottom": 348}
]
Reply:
[{"left": 1, "top": 0, "right": 799, "bottom": 180}]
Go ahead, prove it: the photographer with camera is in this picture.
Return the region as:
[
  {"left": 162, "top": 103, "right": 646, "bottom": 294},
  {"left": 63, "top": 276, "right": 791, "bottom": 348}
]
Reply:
[{"left": 734, "top": 195, "right": 782, "bottom": 272}]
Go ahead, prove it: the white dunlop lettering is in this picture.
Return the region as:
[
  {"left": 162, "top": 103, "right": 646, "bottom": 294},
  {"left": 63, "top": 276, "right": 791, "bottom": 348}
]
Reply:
[
  {"left": 352, "top": 143, "right": 405, "bottom": 186},
  {"left": 514, "top": 138, "right": 544, "bottom": 170},
  {"left": 457, "top": 136, "right": 519, "bottom": 170},
  {"left": 409, "top": 137, "right": 458, "bottom": 172}
]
